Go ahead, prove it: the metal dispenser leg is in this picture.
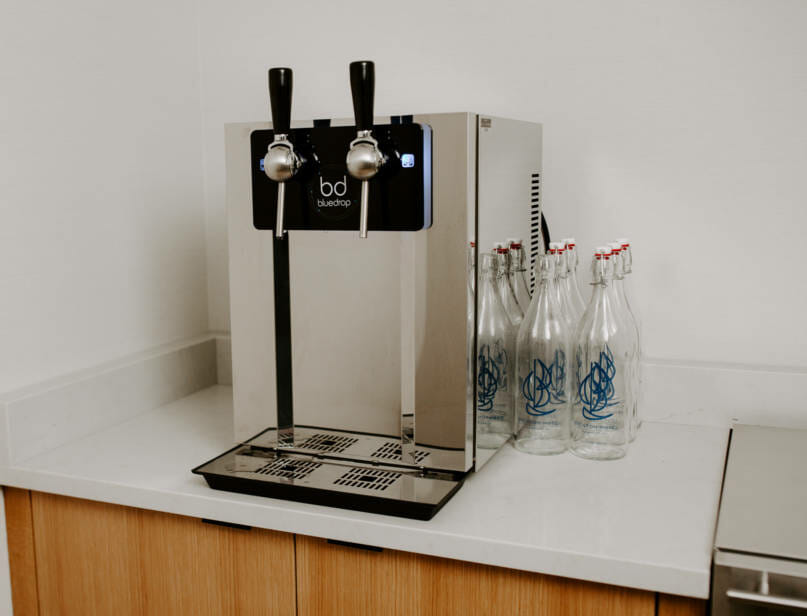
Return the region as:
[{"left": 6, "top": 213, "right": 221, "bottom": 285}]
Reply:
[
  {"left": 272, "top": 234, "right": 294, "bottom": 448},
  {"left": 264, "top": 67, "right": 302, "bottom": 448}
]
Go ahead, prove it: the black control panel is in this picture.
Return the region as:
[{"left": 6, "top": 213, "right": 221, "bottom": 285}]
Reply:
[{"left": 250, "top": 123, "right": 432, "bottom": 232}]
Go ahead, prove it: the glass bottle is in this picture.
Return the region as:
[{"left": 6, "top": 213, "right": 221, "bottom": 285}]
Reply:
[
  {"left": 561, "top": 238, "right": 587, "bottom": 324},
  {"left": 570, "top": 247, "right": 630, "bottom": 460},
  {"left": 515, "top": 253, "right": 571, "bottom": 454},
  {"left": 495, "top": 245, "right": 523, "bottom": 326},
  {"left": 608, "top": 243, "right": 640, "bottom": 442},
  {"left": 476, "top": 252, "right": 515, "bottom": 448},
  {"left": 615, "top": 238, "right": 642, "bottom": 439},
  {"left": 507, "top": 238, "right": 532, "bottom": 312}
]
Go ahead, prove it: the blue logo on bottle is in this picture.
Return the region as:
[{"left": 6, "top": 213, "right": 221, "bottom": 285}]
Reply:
[
  {"left": 522, "top": 349, "right": 566, "bottom": 416},
  {"left": 477, "top": 344, "right": 500, "bottom": 412},
  {"left": 578, "top": 346, "right": 618, "bottom": 421}
]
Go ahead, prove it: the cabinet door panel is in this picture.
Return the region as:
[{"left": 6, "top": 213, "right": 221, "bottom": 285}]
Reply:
[
  {"left": 30, "top": 491, "right": 295, "bottom": 616},
  {"left": 4, "top": 488, "right": 39, "bottom": 616},
  {"left": 657, "top": 593, "right": 708, "bottom": 616},
  {"left": 296, "top": 535, "right": 655, "bottom": 616}
]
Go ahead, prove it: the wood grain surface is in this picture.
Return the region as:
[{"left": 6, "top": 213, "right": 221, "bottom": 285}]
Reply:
[
  {"left": 4, "top": 488, "right": 39, "bottom": 616},
  {"left": 296, "top": 534, "right": 656, "bottom": 616},
  {"left": 657, "top": 593, "right": 708, "bottom": 616},
  {"left": 28, "top": 491, "right": 296, "bottom": 615}
]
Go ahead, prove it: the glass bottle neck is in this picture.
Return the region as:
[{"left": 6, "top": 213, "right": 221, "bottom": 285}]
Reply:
[
  {"left": 529, "top": 255, "right": 555, "bottom": 307},
  {"left": 614, "top": 251, "right": 626, "bottom": 281},
  {"left": 539, "top": 253, "right": 553, "bottom": 281},
  {"left": 554, "top": 251, "right": 567, "bottom": 279},
  {"left": 621, "top": 245, "right": 633, "bottom": 274},
  {"left": 480, "top": 253, "right": 497, "bottom": 280},
  {"left": 567, "top": 248, "right": 577, "bottom": 275},
  {"left": 567, "top": 246, "right": 578, "bottom": 271},
  {"left": 496, "top": 254, "right": 510, "bottom": 278},
  {"left": 592, "top": 255, "right": 614, "bottom": 285},
  {"left": 509, "top": 246, "right": 526, "bottom": 273}
]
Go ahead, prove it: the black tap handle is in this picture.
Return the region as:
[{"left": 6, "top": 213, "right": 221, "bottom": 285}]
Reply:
[
  {"left": 268, "top": 68, "right": 292, "bottom": 134},
  {"left": 349, "top": 61, "right": 375, "bottom": 132}
]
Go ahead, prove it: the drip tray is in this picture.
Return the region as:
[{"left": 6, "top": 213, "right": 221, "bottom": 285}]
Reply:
[
  {"left": 245, "top": 426, "right": 457, "bottom": 468},
  {"left": 192, "top": 429, "right": 467, "bottom": 521}
]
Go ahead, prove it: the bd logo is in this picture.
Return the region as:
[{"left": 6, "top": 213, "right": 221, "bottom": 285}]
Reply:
[
  {"left": 309, "top": 167, "right": 353, "bottom": 216},
  {"left": 320, "top": 176, "right": 347, "bottom": 197}
]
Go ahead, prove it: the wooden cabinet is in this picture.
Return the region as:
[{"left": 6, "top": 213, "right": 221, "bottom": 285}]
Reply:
[
  {"left": 4, "top": 489, "right": 39, "bottom": 616},
  {"left": 5, "top": 488, "right": 295, "bottom": 616},
  {"left": 657, "top": 594, "right": 708, "bottom": 616},
  {"left": 5, "top": 488, "right": 707, "bottom": 616},
  {"left": 296, "top": 535, "right": 655, "bottom": 616}
]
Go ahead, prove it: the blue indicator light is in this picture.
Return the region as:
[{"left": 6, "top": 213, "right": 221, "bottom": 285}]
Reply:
[
  {"left": 259, "top": 158, "right": 265, "bottom": 172},
  {"left": 401, "top": 153, "right": 415, "bottom": 168}
]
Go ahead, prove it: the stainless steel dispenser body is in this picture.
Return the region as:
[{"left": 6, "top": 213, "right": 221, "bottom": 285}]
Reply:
[{"left": 195, "top": 113, "right": 543, "bottom": 519}]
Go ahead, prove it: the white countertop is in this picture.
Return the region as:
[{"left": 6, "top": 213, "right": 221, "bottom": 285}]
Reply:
[{"left": 1, "top": 385, "right": 728, "bottom": 598}]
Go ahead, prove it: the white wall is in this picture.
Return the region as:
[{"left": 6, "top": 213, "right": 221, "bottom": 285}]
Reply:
[
  {"left": 198, "top": 0, "right": 807, "bottom": 370},
  {"left": 0, "top": 0, "right": 209, "bottom": 393}
]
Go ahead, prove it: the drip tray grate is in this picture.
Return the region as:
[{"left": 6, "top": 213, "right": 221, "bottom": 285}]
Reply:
[
  {"left": 371, "top": 441, "right": 429, "bottom": 464},
  {"left": 297, "top": 433, "right": 359, "bottom": 454},
  {"left": 333, "top": 468, "right": 400, "bottom": 492},
  {"left": 193, "top": 432, "right": 469, "bottom": 520},
  {"left": 256, "top": 458, "right": 321, "bottom": 480}
]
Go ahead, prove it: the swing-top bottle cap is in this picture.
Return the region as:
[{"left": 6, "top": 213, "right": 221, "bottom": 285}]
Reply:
[
  {"left": 616, "top": 237, "right": 630, "bottom": 246},
  {"left": 548, "top": 242, "right": 559, "bottom": 253},
  {"left": 507, "top": 238, "right": 523, "bottom": 249},
  {"left": 609, "top": 242, "right": 622, "bottom": 252},
  {"left": 562, "top": 237, "right": 576, "bottom": 248},
  {"left": 595, "top": 245, "right": 611, "bottom": 259}
]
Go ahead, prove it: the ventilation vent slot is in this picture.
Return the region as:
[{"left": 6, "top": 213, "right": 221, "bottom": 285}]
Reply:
[
  {"left": 371, "top": 441, "right": 429, "bottom": 464},
  {"left": 530, "top": 172, "right": 542, "bottom": 293},
  {"left": 256, "top": 459, "right": 321, "bottom": 480},
  {"left": 297, "top": 433, "right": 359, "bottom": 454},
  {"left": 333, "top": 468, "right": 400, "bottom": 491}
]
